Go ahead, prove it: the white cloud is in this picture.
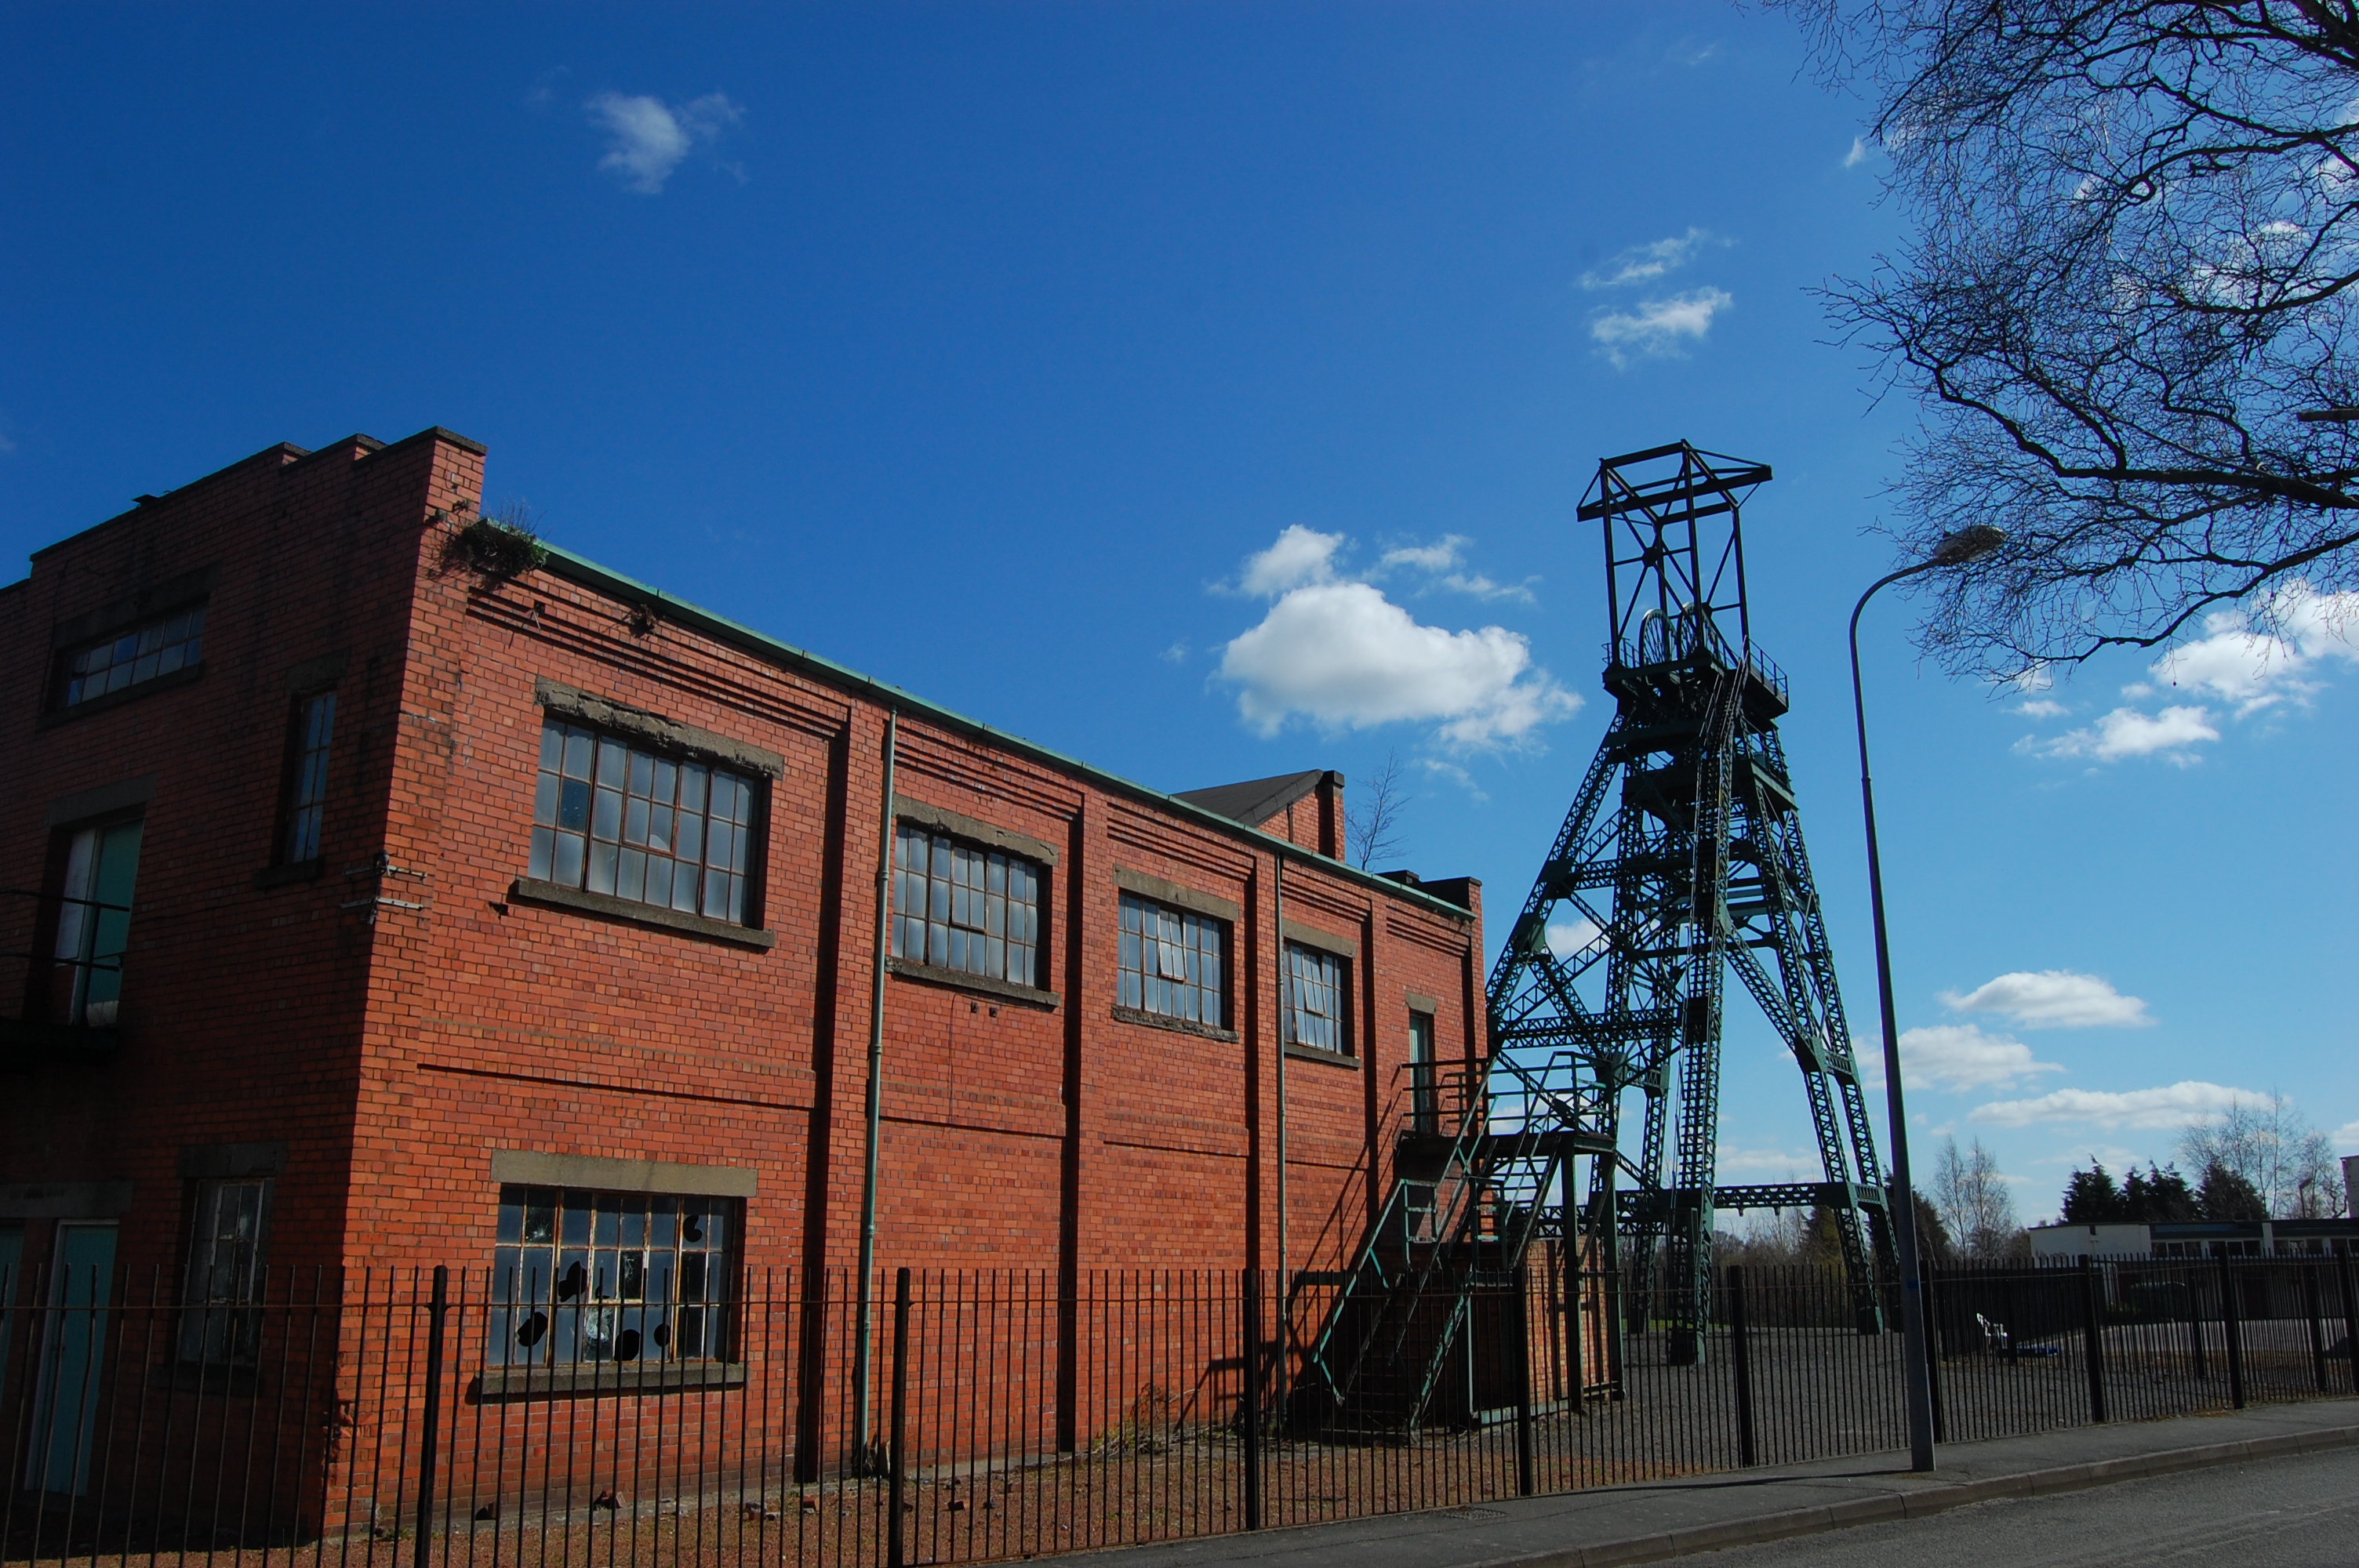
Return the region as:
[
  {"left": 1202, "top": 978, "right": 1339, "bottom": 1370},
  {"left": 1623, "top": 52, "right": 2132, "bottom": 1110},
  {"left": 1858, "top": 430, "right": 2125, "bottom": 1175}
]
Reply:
[
  {"left": 1419, "top": 757, "right": 1488, "bottom": 800},
  {"left": 1590, "top": 288, "right": 1733, "bottom": 368},
  {"left": 2019, "top": 583, "right": 2359, "bottom": 769},
  {"left": 1942, "top": 970, "right": 2152, "bottom": 1029},
  {"left": 1436, "top": 572, "right": 1537, "bottom": 604},
  {"left": 1159, "top": 640, "right": 1189, "bottom": 664},
  {"left": 2150, "top": 583, "right": 2359, "bottom": 714},
  {"left": 1547, "top": 916, "right": 1605, "bottom": 960},
  {"left": 2337, "top": 1120, "right": 2359, "bottom": 1152},
  {"left": 1374, "top": 535, "right": 1536, "bottom": 602},
  {"left": 1234, "top": 524, "right": 1343, "bottom": 596},
  {"left": 1715, "top": 1145, "right": 1819, "bottom": 1178},
  {"left": 1971, "top": 1080, "right": 2255, "bottom": 1131},
  {"left": 589, "top": 90, "right": 742, "bottom": 194},
  {"left": 1579, "top": 229, "right": 1712, "bottom": 291},
  {"left": 2026, "top": 704, "right": 2219, "bottom": 764},
  {"left": 2013, "top": 699, "right": 2069, "bottom": 718},
  {"left": 1378, "top": 536, "right": 1467, "bottom": 573},
  {"left": 1843, "top": 136, "right": 1870, "bottom": 169},
  {"left": 1894, "top": 1024, "right": 2065, "bottom": 1093},
  {"left": 1219, "top": 582, "right": 1579, "bottom": 746}
]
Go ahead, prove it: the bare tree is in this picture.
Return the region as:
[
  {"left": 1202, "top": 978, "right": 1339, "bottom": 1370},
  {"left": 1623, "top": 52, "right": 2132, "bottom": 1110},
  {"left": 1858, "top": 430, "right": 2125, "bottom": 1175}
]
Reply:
[
  {"left": 2177, "top": 1091, "right": 2345, "bottom": 1218},
  {"left": 1931, "top": 1134, "right": 2021, "bottom": 1258},
  {"left": 1779, "top": 1, "right": 2359, "bottom": 677},
  {"left": 1346, "top": 750, "right": 1411, "bottom": 870}
]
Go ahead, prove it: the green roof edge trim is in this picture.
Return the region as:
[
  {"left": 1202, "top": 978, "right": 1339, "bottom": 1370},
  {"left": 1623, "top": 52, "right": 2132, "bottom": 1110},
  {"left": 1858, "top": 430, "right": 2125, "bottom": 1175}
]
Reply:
[{"left": 536, "top": 542, "right": 1474, "bottom": 924}]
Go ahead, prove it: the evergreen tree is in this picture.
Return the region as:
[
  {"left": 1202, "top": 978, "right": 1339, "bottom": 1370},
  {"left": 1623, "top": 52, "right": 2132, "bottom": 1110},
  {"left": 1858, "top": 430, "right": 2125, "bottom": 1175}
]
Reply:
[
  {"left": 2197, "top": 1161, "right": 2268, "bottom": 1222},
  {"left": 2119, "top": 1163, "right": 2198, "bottom": 1223},
  {"left": 2059, "top": 1163, "right": 2125, "bottom": 1223}
]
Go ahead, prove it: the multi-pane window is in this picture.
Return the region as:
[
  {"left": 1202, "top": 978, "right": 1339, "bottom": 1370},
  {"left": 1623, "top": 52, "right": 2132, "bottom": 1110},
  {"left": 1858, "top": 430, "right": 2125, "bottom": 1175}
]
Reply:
[
  {"left": 491, "top": 1187, "right": 734, "bottom": 1368},
  {"left": 50, "top": 819, "right": 142, "bottom": 1027},
  {"left": 1283, "top": 942, "right": 1348, "bottom": 1054},
  {"left": 56, "top": 605, "right": 206, "bottom": 710},
  {"left": 892, "top": 824, "right": 1042, "bottom": 989},
  {"left": 281, "top": 692, "right": 336, "bottom": 864},
  {"left": 1116, "top": 893, "right": 1225, "bottom": 1028},
  {"left": 528, "top": 720, "right": 758, "bottom": 925},
  {"left": 180, "top": 1178, "right": 271, "bottom": 1366}
]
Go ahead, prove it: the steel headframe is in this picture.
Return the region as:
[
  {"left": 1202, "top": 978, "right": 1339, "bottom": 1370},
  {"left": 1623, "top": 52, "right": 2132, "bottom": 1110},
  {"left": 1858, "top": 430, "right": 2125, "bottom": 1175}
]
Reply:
[{"left": 1485, "top": 441, "right": 1896, "bottom": 1369}]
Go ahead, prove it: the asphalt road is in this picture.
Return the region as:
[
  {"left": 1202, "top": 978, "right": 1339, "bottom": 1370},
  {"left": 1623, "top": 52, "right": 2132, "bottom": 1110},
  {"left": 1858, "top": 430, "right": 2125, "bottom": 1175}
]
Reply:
[{"left": 1669, "top": 1446, "right": 2359, "bottom": 1566}]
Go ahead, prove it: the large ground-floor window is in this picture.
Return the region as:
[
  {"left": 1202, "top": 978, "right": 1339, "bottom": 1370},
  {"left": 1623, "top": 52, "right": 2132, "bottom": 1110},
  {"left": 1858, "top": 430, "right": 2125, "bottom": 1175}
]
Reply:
[{"left": 490, "top": 1186, "right": 735, "bottom": 1367}]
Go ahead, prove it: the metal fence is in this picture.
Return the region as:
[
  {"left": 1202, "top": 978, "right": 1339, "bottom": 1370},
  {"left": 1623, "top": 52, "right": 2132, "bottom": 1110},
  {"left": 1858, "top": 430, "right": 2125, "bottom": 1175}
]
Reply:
[{"left": 2, "top": 1250, "right": 2354, "bottom": 1566}]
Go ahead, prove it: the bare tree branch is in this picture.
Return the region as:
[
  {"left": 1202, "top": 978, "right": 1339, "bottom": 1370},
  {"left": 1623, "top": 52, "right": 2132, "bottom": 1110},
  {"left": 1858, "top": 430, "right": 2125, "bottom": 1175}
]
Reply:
[
  {"left": 1345, "top": 750, "right": 1412, "bottom": 871},
  {"left": 1778, "top": 0, "right": 2359, "bottom": 673}
]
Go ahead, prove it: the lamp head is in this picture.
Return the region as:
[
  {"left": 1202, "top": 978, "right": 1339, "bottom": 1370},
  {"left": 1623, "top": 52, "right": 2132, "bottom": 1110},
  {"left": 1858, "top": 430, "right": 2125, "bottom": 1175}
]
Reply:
[{"left": 1927, "top": 524, "right": 2006, "bottom": 567}]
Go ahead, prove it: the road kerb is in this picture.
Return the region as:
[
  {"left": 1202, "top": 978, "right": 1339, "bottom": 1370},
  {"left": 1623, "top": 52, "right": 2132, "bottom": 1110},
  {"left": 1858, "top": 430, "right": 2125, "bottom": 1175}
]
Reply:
[{"left": 1508, "top": 1421, "right": 2359, "bottom": 1568}]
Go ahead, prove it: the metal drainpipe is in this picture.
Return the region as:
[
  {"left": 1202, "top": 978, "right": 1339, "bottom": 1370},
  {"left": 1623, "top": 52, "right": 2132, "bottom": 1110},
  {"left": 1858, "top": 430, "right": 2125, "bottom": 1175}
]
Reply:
[
  {"left": 1274, "top": 851, "right": 1290, "bottom": 1415},
  {"left": 853, "top": 708, "right": 898, "bottom": 1460}
]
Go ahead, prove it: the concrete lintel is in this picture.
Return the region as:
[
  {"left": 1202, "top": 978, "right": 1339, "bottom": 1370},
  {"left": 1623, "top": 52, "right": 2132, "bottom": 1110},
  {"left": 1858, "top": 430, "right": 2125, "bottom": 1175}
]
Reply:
[{"left": 489, "top": 1149, "right": 756, "bottom": 1198}]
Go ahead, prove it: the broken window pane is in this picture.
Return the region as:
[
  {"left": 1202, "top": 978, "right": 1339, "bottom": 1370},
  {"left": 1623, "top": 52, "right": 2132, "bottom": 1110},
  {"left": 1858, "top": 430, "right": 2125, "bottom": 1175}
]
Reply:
[
  {"left": 488, "top": 1184, "right": 736, "bottom": 1369},
  {"left": 1115, "top": 892, "right": 1226, "bottom": 1029},
  {"left": 1283, "top": 942, "right": 1348, "bottom": 1054},
  {"left": 180, "top": 1177, "right": 271, "bottom": 1366}
]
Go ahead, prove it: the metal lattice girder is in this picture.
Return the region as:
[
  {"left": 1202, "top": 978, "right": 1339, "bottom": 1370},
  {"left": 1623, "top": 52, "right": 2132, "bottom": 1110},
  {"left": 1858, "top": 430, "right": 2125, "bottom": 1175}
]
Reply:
[
  {"left": 1295, "top": 441, "right": 1896, "bottom": 1430},
  {"left": 1481, "top": 441, "right": 1892, "bottom": 1367}
]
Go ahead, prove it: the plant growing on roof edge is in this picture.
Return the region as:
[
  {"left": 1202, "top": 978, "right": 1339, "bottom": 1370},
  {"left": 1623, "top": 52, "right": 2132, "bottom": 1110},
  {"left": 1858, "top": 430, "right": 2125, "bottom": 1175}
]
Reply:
[{"left": 449, "top": 499, "right": 551, "bottom": 579}]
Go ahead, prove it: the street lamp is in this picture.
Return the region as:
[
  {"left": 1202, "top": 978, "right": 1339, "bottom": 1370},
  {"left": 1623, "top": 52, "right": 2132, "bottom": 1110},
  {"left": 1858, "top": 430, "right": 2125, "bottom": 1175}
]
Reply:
[{"left": 1848, "top": 521, "right": 2005, "bottom": 1475}]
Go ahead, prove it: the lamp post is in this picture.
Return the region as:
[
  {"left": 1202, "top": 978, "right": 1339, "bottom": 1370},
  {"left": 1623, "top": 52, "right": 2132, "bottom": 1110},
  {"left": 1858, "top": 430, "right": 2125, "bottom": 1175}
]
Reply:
[{"left": 1848, "top": 522, "right": 2005, "bottom": 1475}]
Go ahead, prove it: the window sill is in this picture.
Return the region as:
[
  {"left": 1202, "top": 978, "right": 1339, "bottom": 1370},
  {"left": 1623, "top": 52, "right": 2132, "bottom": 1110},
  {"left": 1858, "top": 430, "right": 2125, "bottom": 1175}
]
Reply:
[
  {"left": 1110, "top": 1004, "right": 1238, "bottom": 1044},
  {"left": 37, "top": 662, "right": 206, "bottom": 729},
  {"left": 472, "top": 1361, "right": 748, "bottom": 1403},
  {"left": 885, "top": 956, "right": 1059, "bottom": 1011},
  {"left": 508, "top": 878, "right": 776, "bottom": 950},
  {"left": 1285, "top": 1042, "right": 1359, "bottom": 1069},
  {"left": 253, "top": 858, "right": 325, "bottom": 891}
]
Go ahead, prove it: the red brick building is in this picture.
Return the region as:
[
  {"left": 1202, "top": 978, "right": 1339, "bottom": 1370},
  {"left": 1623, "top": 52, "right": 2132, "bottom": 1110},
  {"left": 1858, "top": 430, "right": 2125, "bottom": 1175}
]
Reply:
[{"left": 0, "top": 426, "right": 1484, "bottom": 1456}]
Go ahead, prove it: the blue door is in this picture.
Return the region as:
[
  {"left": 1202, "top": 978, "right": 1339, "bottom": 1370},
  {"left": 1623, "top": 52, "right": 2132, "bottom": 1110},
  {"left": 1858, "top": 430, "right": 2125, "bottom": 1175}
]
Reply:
[
  {"left": 0, "top": 1225, "right": 20, "bottom": 1367},
  {"left": 27, "top": 1222, "right": 116, "bottom": 1494}
]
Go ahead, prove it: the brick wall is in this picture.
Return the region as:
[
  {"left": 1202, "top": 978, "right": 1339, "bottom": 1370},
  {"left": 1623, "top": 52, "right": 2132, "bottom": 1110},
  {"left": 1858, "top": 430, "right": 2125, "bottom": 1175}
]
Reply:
[{"left": 2, "top": 423, "right": 1486, "bottom": 1341}]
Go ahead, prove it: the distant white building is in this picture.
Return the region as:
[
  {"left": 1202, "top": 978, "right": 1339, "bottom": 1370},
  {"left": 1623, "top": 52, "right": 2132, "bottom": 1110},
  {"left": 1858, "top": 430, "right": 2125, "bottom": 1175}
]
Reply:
[{"left": 2026, "top": 1218, "right": 2359, "bottom": 1262}]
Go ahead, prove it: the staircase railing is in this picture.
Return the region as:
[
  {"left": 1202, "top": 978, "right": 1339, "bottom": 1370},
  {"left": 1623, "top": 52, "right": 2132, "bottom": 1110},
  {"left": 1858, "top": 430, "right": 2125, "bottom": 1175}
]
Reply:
[{"left": 1300, "top": 1050, "right": 1597, "bottom": 1428}]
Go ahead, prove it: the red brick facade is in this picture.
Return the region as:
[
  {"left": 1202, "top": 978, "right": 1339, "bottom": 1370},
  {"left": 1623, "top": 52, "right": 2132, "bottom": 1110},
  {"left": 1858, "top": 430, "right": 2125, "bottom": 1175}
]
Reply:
[{"left": 1, "top": 426, "right": 1485, "bottom": 1316}]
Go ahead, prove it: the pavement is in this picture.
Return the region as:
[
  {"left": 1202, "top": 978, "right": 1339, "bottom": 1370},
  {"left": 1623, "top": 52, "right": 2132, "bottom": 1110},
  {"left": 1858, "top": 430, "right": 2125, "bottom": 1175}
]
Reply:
[{"left": 1071, "top": 1397, "right": 2359, "bottom": 1568}]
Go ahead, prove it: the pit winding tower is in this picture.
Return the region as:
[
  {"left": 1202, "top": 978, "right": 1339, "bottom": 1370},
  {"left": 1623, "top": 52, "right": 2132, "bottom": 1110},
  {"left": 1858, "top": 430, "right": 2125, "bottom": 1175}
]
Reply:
[{"left": 1486, "top": 441, "right": 1893, "bottom": 1362}]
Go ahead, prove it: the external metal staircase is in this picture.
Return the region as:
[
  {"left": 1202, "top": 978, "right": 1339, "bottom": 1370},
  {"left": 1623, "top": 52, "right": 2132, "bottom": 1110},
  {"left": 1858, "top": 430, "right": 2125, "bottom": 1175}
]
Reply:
[{"left": 1296, "top": 1051, "right": 1610, "bottom": 1433}]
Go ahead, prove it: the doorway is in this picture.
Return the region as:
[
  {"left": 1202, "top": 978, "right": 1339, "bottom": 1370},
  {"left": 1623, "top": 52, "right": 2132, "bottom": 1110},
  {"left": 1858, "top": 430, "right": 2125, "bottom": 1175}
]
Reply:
[{"left": 27, "top": 1221, "right": 116, "bottom": 1495}]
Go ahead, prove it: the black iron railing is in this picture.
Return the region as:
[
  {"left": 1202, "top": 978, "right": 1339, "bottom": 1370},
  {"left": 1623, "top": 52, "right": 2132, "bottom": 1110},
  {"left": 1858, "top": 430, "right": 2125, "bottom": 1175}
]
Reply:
[
  {"left": 0, "top": 1252, "right": 2352, "bottom": 1566},
  {"left": 0, "top": 888, "right": 133, "bottom": 1049}
]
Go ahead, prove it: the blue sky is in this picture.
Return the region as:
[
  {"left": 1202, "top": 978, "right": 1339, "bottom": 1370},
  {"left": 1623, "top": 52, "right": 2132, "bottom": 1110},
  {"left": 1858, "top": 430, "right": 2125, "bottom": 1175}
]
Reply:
[{"left": 5, "top": 3, "right": 2354, "bottom": 1223}]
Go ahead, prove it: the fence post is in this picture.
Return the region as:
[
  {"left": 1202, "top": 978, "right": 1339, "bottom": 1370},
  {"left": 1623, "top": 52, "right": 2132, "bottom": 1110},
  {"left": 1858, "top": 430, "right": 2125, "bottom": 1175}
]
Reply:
[
  {"left": 2220, "top": 1254, "right": 2246, "bottom": 1410},
  {"left": 887, "top": 1267, "right": 910, "bottom": 1568},
  {"left": 2340, "top": 1253, "right": 2359, "bottom": 1394},
  {"left": 1918, "top": 1251, "right": 1946, "bottom": 1445},
  {"left": 2186, "top": 1258, "right": 2207, "bottom": 1380},
  {"left": 2304, "top": 1263, "right": 2329, "bottom": 1392},
  {"left": 1514, "top": 1265, "right": 1536, "bottom": 1497},
  {"left": 1565, "top": 1248, "right": 1587, "bottom": 1414},
  {"left": 412, "top": 1265, "right": 449, "bottom": 1568},
  {"left": 2077, "top": 1256, "right": 2106, "bottom": 1424},
  {"left": 1241, "top": 1272, "right": 1263, "bottom": 1530},
  {"left": 1725, "top": 1265, "right": 1756, "bottom": 1468}
]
